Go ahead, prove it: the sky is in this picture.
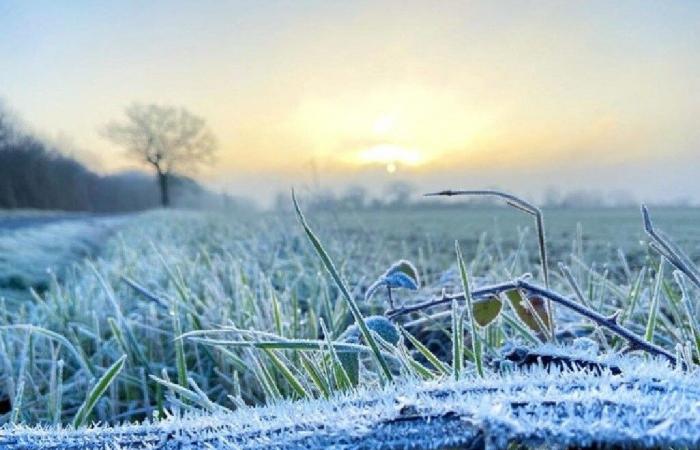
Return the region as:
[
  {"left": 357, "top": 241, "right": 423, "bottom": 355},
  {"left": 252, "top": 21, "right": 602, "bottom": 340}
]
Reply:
[{"left": 1, "top": 1, "right": 699, "bottom": 205}]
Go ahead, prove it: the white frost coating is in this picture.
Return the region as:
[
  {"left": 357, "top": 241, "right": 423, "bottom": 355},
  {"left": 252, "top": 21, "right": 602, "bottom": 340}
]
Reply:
[{"left": 2, "top": 351, "right": 700, "bottom": 449}]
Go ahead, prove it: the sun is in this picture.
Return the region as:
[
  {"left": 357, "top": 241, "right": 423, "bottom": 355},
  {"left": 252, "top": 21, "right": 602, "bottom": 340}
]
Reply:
[{"left": 356, "top": 144, "right": 424, "bottom": 173}]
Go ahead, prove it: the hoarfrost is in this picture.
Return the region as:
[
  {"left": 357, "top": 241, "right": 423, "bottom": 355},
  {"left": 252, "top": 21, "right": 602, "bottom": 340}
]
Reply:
[{"left": 2, "top": 349, "right": 699, "bottom": 449}]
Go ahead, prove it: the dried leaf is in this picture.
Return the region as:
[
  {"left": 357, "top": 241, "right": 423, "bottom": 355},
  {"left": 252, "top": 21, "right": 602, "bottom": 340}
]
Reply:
[{"left": 503, "top": 289, "right": 550, "bottom": 334}]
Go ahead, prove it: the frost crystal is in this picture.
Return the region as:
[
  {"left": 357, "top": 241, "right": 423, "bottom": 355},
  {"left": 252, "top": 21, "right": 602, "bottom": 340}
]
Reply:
[{"left": 2, "top": 350, "right": 699, "bottom": 449}]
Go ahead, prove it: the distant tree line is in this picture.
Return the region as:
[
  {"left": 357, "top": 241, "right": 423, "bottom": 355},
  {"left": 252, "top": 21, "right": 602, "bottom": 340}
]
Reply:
[
  {"left": 284, "top": 182, "right": 691, "bottom": 213},
  {"left": 0, "top": 105, "right": 227, "bottom": 212}
]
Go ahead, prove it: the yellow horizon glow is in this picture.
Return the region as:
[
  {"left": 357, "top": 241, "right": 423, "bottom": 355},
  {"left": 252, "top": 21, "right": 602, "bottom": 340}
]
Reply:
[
  {"left": 4, "top": 0, "right": 699, "bottom": 204},
  {"left": 355, "top": 144, "right": 426, "bottom": 173}
]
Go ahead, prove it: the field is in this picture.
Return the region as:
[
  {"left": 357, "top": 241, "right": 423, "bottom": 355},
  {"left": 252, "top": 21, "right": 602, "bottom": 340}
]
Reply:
[{"left": 1, "top": 202, "right": 700, "bottom": 447}]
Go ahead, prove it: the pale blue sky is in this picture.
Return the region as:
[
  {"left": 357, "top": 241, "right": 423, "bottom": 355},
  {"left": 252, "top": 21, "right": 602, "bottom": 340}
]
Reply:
[{"left": 1, "top": 1, "right": 699, "bottom": 204}]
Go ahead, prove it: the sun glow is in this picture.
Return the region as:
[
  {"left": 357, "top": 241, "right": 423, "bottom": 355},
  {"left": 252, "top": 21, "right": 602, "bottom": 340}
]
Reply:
[
  {"left": 372, "top": 114, "right": 396, "bottom": 135},
  {"left": 356, "top": 144, "right": 425, "bottom": 173}
]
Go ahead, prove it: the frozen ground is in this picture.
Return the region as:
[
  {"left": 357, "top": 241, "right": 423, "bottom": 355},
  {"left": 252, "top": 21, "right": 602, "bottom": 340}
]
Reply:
[
  {"left": 1, "top": 205, "right": 699, "bottom": 448},
  {"left": 0, "top": 212, "right": 132, "bottom": 304},
  {"left": 1, "top": 349, "right": 698, "bottom": 449}
]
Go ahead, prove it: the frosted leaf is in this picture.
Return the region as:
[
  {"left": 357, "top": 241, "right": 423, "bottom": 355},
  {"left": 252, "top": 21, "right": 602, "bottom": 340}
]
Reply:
[
  {"left": 365, "top": 259, "right": 421, "bottom": 301},
  {"left": 339, "top": 315, "right": 400, "bottom": 346}
]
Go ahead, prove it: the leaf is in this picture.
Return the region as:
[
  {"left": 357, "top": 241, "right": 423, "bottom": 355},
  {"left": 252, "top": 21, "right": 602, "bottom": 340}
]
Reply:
[
  {"left": 364, "top": 278, "right": 385, "bottom": 302},
  {"left": 472, "top": 296, "right": 503, "bottom": 327},
  {"left": 503, "top": 289, "right": 550, "bottom": 334},
  {"left": 365, "top": 259, "right": 420, "bottom": 301},
  {"left": 338, "top": 316, "right": 400, "bottom": 346},
  {"left": 72, "top": 355, "right": 126, "bottom": 428},
  {"left": 385, "top": 260, "right": 420, "bottom": 288},
  {"left": 383, "top": 271, "right": 419, "bottom": 290},
  {"left": 337, "top": 316, "right": 399, "bottom": 386}
]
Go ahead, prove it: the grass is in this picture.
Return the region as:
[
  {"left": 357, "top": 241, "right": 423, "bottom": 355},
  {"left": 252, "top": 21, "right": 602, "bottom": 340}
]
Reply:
[
  {"left": 0, "top": 216, "right": 126, "bottom": 304},
  {"left": 0, "top": 202, "right": 699, "bottom": 429}
]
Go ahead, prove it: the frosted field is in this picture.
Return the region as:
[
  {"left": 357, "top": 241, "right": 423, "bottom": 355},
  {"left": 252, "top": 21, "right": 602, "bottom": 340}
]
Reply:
[{"left": 1, "top": 203, "right": 700, "bottom": 448}]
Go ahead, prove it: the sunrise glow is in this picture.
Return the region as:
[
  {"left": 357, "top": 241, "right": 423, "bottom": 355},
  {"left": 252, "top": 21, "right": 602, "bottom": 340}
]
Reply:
[
  {"left": 2, "top": 2, "right": 699, "bottom": 203},
  {"left": 356, "top": 144, "right": 425, "bottom": 173}
]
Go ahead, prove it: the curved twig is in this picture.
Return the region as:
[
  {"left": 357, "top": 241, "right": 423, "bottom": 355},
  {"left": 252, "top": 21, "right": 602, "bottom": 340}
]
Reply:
[
  {"left": 424, "top": 190, "right": 554, "bottom": 338},
  {"left": 386, "top": 281, "right": 518, "bottom": 319},
  {"left": 387, "top": 278, "right": 677, "bottom": 365},
  {"left": 516, "top": 279, "right": 676, "bottom": 365},
  {"left": 642, "top": 204, "right": 700, "bottom": 290}
]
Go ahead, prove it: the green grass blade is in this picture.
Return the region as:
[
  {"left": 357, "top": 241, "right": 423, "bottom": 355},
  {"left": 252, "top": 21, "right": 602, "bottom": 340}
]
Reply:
[
  {"left": 0, "top": 324, "right": 94, "bottom": 379},
  {"left": 299, "top": 353, "right": 331, "bottom": 398},
  {"left": 451, "top": 298, "right": 463, "bottom": 380},
  {"left": 397, "top": 342, "right": 435, "bottom": 380},
  {"left": 262, "top": 348, "right": 310, "bottom": 399},
  {"left": 456, "top": 241, "right": 484, "bottom": 377},
  {"left": 171, "top": 302, "right": 188, "bottom": 388},
  {"left": 72, "top": 354, "right": 126, "bottom": 428},
  {"left": 399, "top": 327, "right": 450, "bottom": 375},
  {"left": 320, "top": 319, "right": 353, "bottom": 390},
  {"left": 292, "top": 190, "right": 392, "bottom": 382},
  {"left": 645, "top": 259, "right": 664, "bottom": 343},
  {"left": 674, "top": 271, "right": 700, "bottom": 357},
  {"left": 622, "top": 267, "right": 646, "bottom": 325}
]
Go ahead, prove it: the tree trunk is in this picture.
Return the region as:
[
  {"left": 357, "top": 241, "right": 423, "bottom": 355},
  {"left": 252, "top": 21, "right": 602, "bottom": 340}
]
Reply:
[{"left": 157, "top": 170, "right": 170, "bottom": 207}]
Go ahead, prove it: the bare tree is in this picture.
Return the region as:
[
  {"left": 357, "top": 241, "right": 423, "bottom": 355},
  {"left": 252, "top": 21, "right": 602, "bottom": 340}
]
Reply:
[{"left": 103, "top": 104, "right": 216, "bottom": 207}]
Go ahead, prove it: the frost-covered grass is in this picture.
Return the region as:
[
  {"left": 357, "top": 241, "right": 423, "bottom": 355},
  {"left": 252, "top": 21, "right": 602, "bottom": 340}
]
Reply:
[
  {"left": 1, "top": 202, "right": 699, "bottom": 447},
  {"left": 3, "top": 351, "right": 699, "bottom": 449},
  {"left": 0, "top": 216, "right": 128, "bottom": 304}
]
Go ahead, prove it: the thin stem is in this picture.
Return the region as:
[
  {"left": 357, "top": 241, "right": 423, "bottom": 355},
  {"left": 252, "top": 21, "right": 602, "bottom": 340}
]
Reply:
[
  {"left": 517, "top": 279, "right": 675, "bottom": 365},
  {"left": 424, "top": 189, "right": 554, "bottom": 337},
  {"left": 642, "top": 204, "right": 700, "bottom": 290},
  {"left": 387, "top": 278, "right": 676, "bottom": 365},
  {"left": 386, "top": 281, "right": 519, "bottom": 319}
]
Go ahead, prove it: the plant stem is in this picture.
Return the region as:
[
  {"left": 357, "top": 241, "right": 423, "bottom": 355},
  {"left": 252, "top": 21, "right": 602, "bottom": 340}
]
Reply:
[
  {"left": 642, "top": 205, "right": 700, "bottom": 290},
  {"left": 424, "top": 189, "right": 554, "bottom": 339},
  {"left": 386, "top": 281, "right": 519, "bottom": 319},
  {"left": 387, "top": 278, "right": 677, "bottom": 365}
]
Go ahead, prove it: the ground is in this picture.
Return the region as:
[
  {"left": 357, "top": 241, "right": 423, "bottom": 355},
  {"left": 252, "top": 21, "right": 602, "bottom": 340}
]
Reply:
[{"left": 1, "top": 204, "right": 699, "bottom": 448}]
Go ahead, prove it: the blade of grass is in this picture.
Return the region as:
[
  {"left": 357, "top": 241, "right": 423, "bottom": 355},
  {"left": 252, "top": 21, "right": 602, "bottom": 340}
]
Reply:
[
  {"left": 72, "top": 354, "right": 126, "bottom": 428},
  {"left": 645, "top": 259, "right": 664, "bottom": 343},
  {"left": 320, "top": 319, "right": 353, "bottom": 391},
  {"left": 451, "top": 298, "right": 463, "bottom": 381},
  {"left": 299, "top": 353, "right": 331, "bottom": 398},
  {"left": 292, "top": 190, "right": 392, "bottom": 382},
  {"left": 674, "top": 271, "right": 700, "bottom": 357},
  {"left": 261, "top": 348, "right": 310, "bottom": 399},
  {"left": 456, "top": 241, "right": 483, "bottom": 378},
  {"left": 0, "top": 325, "right": 94, "bottom": 379},
  {"left": 399, "top": 327, "right": 450, "bottom": 376}
]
